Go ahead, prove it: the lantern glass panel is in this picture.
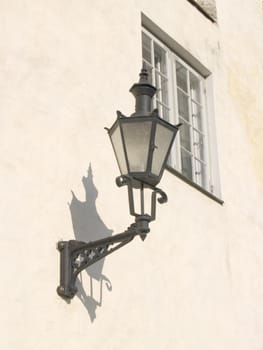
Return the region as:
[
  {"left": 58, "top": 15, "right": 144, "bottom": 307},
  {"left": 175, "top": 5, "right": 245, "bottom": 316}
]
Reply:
[
  {"left": 151, "top": 123, "right": 174, "bottom": 176},
  {"left": 110, "top": 123, "right": 128, "bottom": 174},
  {"left": 122, "top": 121, "right": 152, "bottom": 172}
]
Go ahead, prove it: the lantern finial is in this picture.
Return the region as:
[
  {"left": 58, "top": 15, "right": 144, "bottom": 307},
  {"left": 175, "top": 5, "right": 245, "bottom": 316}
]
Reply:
[
  {"left": 129, "top": 65, "right": 156, "bottom": 117},
  {"left": 139, "top": 62, "right": 149, "bottom": 83}
]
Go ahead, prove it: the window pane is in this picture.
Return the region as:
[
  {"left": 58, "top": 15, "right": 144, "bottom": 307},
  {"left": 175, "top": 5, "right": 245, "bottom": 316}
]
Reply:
[
  {"left": 156, "top": 101, "right": 162, "bottom": 118},
  {"left": 144, "top": 62, "right": 153, "bottom": 84},
  {"left": 142, "top": 32, "right": 152, "bottom": 64},
  {"left": 160, "top": 77, "right": 168, "bottom": 105},
  {"left": 154, "top": 43, "right": 166, "bottom": 75},
  {"left": 177, "top": 89, "right": 189, "bottom": 121},
  {"left": 179, "top": 118, "right": 191, "bottom": 152},
  {"left": 192, "top": 101, "right": 203, "bottom": 131},
  {"left": 162, "top": 106, "right": 169, "bottom": 121},
  {"left": 190, "top": 72, "right": 201, "bottom": 103},
  {"left": 181, "top": 148, "right": 192, "bottom": 180},
  {"left": 157, "top": 101, "right": 169, "bottom": 120},
  {"left": 155, "top": 72, "right": 168, "bottom": 106},
  {"left": 176, "top": 61, "right": 188, "bottom": 92},
  {"left": 194, "top": 159, "right": 206, "bottom": 187},
  {"left": 193, "top": 130, "right": 205, "bottom": 161}
]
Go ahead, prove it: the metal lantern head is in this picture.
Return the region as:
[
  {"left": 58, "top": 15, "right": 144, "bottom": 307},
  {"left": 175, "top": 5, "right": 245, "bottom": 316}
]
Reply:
[{"left": 108, "top": 67, "right": 180, "bottom": 187}]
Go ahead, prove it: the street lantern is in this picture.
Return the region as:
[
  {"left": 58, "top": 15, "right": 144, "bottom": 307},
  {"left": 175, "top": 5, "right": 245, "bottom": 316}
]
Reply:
[
  {"left": 57, "top": 66, "right": 181, "bottom": 300},
  {"left": 108, "top": 67, "right": 180, "bottom": 187}
]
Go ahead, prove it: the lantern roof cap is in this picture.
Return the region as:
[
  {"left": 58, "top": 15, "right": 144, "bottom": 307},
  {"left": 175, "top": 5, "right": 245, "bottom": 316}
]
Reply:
[{"left": 129, "top": 64, "right": 156, "bottom": 117}]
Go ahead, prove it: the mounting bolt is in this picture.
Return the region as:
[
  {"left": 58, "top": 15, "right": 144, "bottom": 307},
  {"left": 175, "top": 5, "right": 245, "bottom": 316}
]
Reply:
[
  {"left": 57, "top": 286, "right": 65, "bottom": 297},
  {"left": 57, "top": 241, "right": 65, "bottom": 251}
]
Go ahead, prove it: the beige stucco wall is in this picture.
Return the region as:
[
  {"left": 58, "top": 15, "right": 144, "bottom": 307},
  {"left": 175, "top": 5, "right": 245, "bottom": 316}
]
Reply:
[{"left": 1, "top": 0, "right": 263, "bottom": 349}]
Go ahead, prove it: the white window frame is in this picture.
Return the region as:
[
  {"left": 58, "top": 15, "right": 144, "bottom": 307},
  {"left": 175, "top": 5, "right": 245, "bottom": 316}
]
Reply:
[{"left": 142, "top": 27, "right": 221, "bottom": 199}]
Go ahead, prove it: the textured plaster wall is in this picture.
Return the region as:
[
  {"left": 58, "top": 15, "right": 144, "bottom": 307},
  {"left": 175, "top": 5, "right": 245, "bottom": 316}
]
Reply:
[{"left": 1, "top": 0, "right": 263, "bottom": 349}]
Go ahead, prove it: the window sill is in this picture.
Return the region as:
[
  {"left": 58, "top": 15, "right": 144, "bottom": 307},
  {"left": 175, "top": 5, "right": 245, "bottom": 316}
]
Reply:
[{"left": 166, "top": 165, "right": 224, "bottom": 205}]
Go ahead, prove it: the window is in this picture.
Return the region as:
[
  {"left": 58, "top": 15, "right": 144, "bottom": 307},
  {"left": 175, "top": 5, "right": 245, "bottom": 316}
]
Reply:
[{"left": 142, "top": 28, "right": 221, "bottom": 199}]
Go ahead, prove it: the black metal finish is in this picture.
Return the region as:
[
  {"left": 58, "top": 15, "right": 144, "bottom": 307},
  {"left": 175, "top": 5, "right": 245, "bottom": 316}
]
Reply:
[
  {"left": 57, "top": 67, "right": 180, "bottom": 300},
  {"left": 130, "top": 64, "right": 156, "bottom": 117},
  {"left": 107, "top": 67, "right": 181, "bottom": 187},
  {"left": 116, "top": 175, "right": 167, "bottom": 221},
  {"left": 57, "top": 224, "right": 138, "bottom": 299},
  {"left": 57, "top": 179, "right": 168, "bottom": 299},
  {"left": 111, "top": 111, "right": 180, "bottom": 186},
  {"left": 116, "top": 174, "right": 168, "bottom": 241}
]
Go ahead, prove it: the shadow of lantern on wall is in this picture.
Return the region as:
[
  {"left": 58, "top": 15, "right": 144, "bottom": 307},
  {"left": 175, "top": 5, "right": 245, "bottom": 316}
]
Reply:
[{"left": 57, "top": 65, "right": 181, "bottom": 300}]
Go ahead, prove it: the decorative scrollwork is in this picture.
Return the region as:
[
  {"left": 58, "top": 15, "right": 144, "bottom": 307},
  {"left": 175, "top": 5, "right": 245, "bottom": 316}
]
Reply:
[
  {"left": 154, "top": 187, "right": 168, "bottom": 204},
  {"left": 71, "top": 235, "right": 132, "bottom": 278},
  {"left": 115, "top": 175, "right": 131, "bottom": 187},
  {"left": 57, "top": 177, "right": 169, "bottom": 299},
  {"left": 57, "top": 223, "right": 138, "bottom": 299}
]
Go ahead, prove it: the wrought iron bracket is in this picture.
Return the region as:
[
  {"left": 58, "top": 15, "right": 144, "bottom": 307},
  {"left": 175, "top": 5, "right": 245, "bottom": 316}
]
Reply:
[
  {"left": 57, "top": 178, "right": 168, "bottom": 300},
  {"left": 57, "top": 223, "right": 143, "bottom": 299}
]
